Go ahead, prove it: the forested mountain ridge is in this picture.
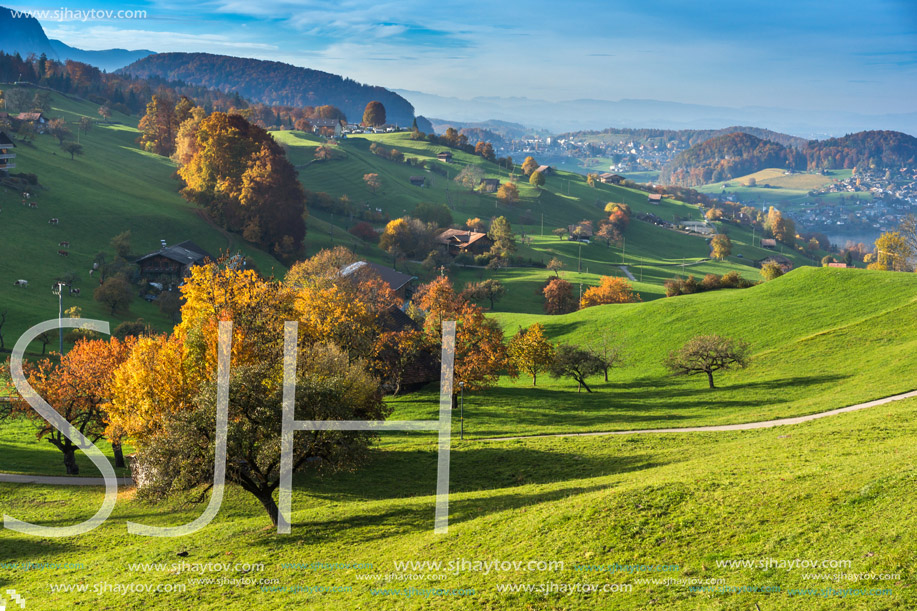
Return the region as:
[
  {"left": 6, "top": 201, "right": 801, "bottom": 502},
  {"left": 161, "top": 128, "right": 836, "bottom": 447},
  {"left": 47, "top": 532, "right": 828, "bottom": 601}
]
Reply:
[
  {"left": 660, "top": 130, "right": 917, "bottom": 186},
  {"left": 120, "top": 52, "right": 417, "bottom": 126}
]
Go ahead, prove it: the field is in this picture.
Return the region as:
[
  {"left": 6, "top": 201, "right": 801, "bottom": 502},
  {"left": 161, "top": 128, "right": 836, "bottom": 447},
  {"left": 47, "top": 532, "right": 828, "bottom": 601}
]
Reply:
[
  {"left": 698, "top": 168, "right": 861, "bottom": 208},
  {"left": 0, "top": 392, "right": 913, "bottom": 609},
  {"left": 0, "top": 86, "right": 280, "bottom": 349}
]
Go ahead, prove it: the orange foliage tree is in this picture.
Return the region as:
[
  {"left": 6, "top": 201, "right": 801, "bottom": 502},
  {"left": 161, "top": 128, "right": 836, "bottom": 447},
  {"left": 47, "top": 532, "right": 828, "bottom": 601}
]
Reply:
[{"left": 580, "top": 276, "right": 641, "bottom": 308}]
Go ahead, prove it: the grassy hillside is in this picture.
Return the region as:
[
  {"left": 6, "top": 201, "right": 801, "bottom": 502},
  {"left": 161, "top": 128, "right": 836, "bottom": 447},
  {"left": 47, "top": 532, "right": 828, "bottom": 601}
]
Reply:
[
  {"left": 0, "top": 395, "right": 913, "bottom": 609},
  {"left": 0, "top": 86, "right": 281, "bottom": 350},
  {"left": 389, "top": 267, "right": 917, "bottom": 437},
  {"left": 279, "top": 131, "right": 818, "bottom": 312}
]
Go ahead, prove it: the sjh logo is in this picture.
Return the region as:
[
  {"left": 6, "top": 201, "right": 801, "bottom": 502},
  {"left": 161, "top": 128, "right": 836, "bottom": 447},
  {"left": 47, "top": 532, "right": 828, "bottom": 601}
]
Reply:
[{"left": 0, "top": 590, "right": 25, "bottom": 611}]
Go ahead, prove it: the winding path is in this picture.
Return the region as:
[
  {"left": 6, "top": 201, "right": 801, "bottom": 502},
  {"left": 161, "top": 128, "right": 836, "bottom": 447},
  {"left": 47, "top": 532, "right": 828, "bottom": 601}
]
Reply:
[
  {"left": 2, "top": 390, "right": 915, "bottom": 484},
  {"left": 482, "top": 389, "right": 917, "bottom": 442}
]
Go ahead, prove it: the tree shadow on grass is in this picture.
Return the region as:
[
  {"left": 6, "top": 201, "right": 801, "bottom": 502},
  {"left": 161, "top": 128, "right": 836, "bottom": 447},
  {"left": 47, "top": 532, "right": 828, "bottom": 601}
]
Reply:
[
  {"left": 255, "top": 482, "right": 613, "bottom": 546},
  {"left": 297, "top": 446, "right": 667, "bottom": 501}
]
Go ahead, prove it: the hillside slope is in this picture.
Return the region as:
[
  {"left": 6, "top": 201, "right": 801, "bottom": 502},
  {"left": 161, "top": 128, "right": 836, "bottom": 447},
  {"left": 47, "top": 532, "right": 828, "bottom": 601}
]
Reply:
[{"left": 0, "top": 86, "right": 281, "bottom": 349}]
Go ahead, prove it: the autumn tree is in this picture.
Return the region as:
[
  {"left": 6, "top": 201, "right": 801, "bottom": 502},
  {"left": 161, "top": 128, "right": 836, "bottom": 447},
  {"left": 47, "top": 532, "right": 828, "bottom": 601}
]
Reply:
[
  {"left": 549, "top": 344, "right": 604, "bottom": 392},
  {"left": 414, "top": 276, "right": 509, "bottom": 407},
  {"left": 870, "top": 231, "right": 913, "bottom": 271},
  {"left": 552, "top": 227, "right": 568, "bottom": 240},
  {"left": 178, "top": 112, "right": 306, "bottom": 255},
  {"left": 378, "top": 217, "right": 436, "bottom": 265},
  {"left": 580, "top": 276, "right": 640, "bottom": 308},
  {"left": 455, "top": 165, "right": 484, "bottom": 191},
  {"left": 508, "top": 323, "right": 554, "bottom": 385},
  {"left": 48, "top": 117, "right": 71, "bottom": 145},
  {"left": 543, "top": 277, "right": 577, "bottom": 314},
  {"left": 522, "top": 156, "right": 539, "bottom": 176},
  {"left": 496, "top": 182, "right": 519, "bottom": 205},
  {"left": 765, "top": 206, "right": 795, "bottom": 244},
  {"left": 362, "top": 101, "right": 386, "bottom": 127},
  {"left": 97, "top": 105, "right": 111, "bottom": 122},
  {"left": 466, "top": 217, "right": 487, "bottom": 233},
  {"left": 110, "top": 262, "right": 389, "bottom": 527},
  {"left": 15, "top": 337, "right": 134, "bottom": 474},
  {"left": 711, "top": 233, "right": 732, "bottom": 260},
  {"left": 363, "top": 172, "right": 382, "bottom": 194},
  {"left": 461, "top": 278, "right": 505, "bottom": 310},
  {"left": 760, "top": 261, "right": 784, "bottom": 281},
  {"left": 172, "top": 106, "right": 206, "bottom": 165},
  {"left": 547, "top": 257, "right": 564, "bottom": 276},
  {"left": 529, "top": 170, "right": 545, "bottom": 188},
  {"left": 665, "top": 334, "right": 750, "bottom": 389},
  {"left": 705, "top": 207, "right": 724, "bottom": 221}
]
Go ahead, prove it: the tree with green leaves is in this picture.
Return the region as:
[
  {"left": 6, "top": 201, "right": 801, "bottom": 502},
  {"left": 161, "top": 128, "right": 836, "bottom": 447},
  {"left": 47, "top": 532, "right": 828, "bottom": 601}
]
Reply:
[
  {"left": 60, "top": 141, "right": 83, "bottom": 160},
  {"left": 461, "top": 278, "right": 505, "bottom": 310},
  {"left": 508, "top": 323, "right": 555, "bottom": 385},
  {"left": 549, "top": 344, "right": 604, "bottom": 392},
  {"left": 529, "top": 170, "right": 545, "bottom": 188},
  {"left": 488, "top": 216, "right": 516, "bottom": 258},
  {"left": 665, "top": 334, "right": 750, "bottom": 389},
  {"left": 711, "top": 234, "right": 732, "bottom": 260},
  {"left": 760, "top": 261, "right": 784, "bottom": 281}
]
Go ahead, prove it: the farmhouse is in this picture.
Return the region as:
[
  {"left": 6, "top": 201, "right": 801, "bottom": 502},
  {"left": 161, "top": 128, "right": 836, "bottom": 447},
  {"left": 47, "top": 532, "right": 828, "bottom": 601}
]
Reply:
[
  {"left": 480, "top": 178, "right": 501, "bottom": 193},
  {"left": 648, "top": 193, "right": 663, "bottom": 204},
  {"left": 136, "top": 240, "right": 213, "bottom": 279},
  {"left": 0, "top": 131, "right": 15, "bottom": 172},
  {"left": 310, "top": 118, "right": 342, "bottom": 138},
  {"left": 598, "top": 173, "right": 624, "bottom": 184},
  {"left": 375, "top": 305, "right": 439, "bottom": 391},
  {"left": 16, "top": 112, "right": 48, "bottom": 132},
  {"left": 340, "top": 261, "right": 416, "bottom": 301},
  {"left": 535, "top": 165, "right": 554, "bottom": 176},
  {"left": 758, "top": 254, "right": 793, "bottom": 271},
  {"left": 435, "top": 229, "right": 493, "bottom": 257},
  {"left": 760, "top": 238, "right": 777, "bottom": 249},
  {"left": 827, "top": 262, "right": 850, "bottom": 268},
  {"left": 436, "top": 151, "right": 453, "bottom": 162}
]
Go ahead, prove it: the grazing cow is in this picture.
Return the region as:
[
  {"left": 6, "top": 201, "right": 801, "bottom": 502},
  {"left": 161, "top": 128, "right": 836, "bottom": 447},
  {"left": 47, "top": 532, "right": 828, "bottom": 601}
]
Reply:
[
  {"left": 28, "top": 202, "right": 38, "bottom": 209},
  {"left": 13, "top": 279, "right": 28, "bottom": 287},
  {"left": 49, "top": 218, "right": 59, "bottom": 225},
  {"left": 59, "top": 241, "right": 70, "bottom": 248},
  {"left": 69, "top": 288, "right": 81, "bottom": 296},
  {"left": 58, "top": 250, "right": 69, "bottom": 257},
  {"left": 89, "top": 269, "right": 94, "bottom": 277}
]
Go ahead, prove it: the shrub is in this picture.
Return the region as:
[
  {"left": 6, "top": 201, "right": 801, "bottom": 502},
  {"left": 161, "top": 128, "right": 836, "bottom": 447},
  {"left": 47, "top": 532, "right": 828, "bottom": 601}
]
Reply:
[{"left": 348, "top": 221, "right": 379, "bottom": 242}]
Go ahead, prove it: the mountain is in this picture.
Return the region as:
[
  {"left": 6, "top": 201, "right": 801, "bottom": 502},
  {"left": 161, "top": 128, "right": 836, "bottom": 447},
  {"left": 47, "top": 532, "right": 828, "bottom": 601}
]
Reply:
[
  {"left": 0, "top": 6, "right": 57, "bottom": 59},
  {"left": 660, "top": 132, "right": 802, "bottom": 186},
  {"left": 428, "top": 118, "right": 541, "bottom": 140},
  {"left": 0, "top": 6, "right": 153, "bottom": 71},
  {"left": 121, "top": 53, "right": 417, "bottom": 126},
  {"left": 395, "top": 89, "right": 917, "bottom": 138},
  {"left": 48, "top": 40, "right": 154, "bottom": 72},
  {"left": 559, "top": 125, "right": 808, "bottom": 150},
  {"left": 660, "top": 129, "right": 917, "bottom": 186}
]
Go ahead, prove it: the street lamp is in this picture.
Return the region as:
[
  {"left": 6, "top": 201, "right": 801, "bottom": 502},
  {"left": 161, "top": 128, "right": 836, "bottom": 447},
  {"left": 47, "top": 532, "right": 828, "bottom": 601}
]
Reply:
[
  {"left": 52, "top": 281, "right": 66, "bottom": 354},
  {"left": 459, "top": 381, "right": 465, "bottom": 440}
]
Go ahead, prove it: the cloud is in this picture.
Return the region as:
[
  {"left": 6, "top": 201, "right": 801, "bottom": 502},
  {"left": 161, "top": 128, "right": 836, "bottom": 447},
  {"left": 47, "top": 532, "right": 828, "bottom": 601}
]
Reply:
[{"left": 43, "top": 25, "right": 279, "bottom": 53}]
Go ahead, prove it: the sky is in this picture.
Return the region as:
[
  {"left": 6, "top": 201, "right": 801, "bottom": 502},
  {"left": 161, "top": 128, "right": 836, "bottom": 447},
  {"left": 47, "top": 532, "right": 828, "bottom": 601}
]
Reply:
[{"left": 17, "top": 0, "right": 917, "bottom": 115}]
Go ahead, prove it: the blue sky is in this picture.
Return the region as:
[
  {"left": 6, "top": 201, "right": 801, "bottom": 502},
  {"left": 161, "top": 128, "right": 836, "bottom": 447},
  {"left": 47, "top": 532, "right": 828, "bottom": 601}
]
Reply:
[{"left": 18, "top": 0, "right": 917, "bottom": 114}]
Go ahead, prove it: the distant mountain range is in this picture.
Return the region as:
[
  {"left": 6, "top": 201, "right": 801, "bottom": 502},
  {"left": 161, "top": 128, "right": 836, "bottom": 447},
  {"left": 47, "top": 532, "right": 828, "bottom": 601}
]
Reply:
[
  {"left": 121, "top": 53, "right": 418, "bottom": 126},
  {"left": 0, "top": 6, "right": 152, "bottom": 71},
  {"left": 395, "top": 89, "right": 917, "bottom": 139},
  {"left": 659, "top": 130, "right": 917, "bottom": 187}
]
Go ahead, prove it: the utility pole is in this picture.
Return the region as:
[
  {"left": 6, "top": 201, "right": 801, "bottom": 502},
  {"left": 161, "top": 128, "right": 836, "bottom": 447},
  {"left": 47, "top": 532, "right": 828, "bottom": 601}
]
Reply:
[
  {"left": 541, "top": 213, "right": 544, "bottom": 237},
  {"left": 578, "top": 242, "right": 582, "bottom": 273},
  {"left": 52, "top": 282, "right": 65, "bottom": 355}
]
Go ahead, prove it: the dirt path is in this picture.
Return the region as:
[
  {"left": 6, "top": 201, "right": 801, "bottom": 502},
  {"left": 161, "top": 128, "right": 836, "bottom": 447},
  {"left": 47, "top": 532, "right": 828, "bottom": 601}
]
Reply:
[
  {"left": 619, "top": 266, "right": 636, "bottom": 281},
  {"left": 3, "top": 390, "right": 915, "bottom": 484},
  {"left": 482, "top": 389, "right": 917, "bottom": 442}
]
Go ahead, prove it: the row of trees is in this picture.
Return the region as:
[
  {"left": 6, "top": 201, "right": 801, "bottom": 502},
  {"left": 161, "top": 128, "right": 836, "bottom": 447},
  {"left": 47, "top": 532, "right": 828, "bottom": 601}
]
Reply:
[{"left": 542, "top": 275, "right": 640, "bottom": 315}]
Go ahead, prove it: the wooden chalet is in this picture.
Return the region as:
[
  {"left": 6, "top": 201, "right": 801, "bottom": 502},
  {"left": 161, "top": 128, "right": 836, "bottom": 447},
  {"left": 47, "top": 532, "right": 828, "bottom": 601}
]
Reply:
[
  {"left": 0, "top": 131, "right": 15, "bottom": 172},
  {"left": 435, "top": 229, "right": 493, "bottom": 257},
  {"left": 136, "top": 241, "right": 213, "bottom": 279}
]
